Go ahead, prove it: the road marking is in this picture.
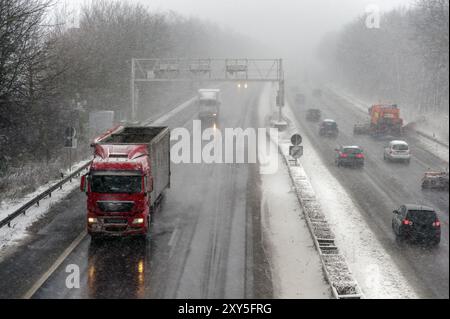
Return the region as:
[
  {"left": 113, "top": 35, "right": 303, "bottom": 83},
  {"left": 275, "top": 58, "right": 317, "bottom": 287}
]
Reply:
[
  {"left": 23, "top": 230, "right": 87, "bottom": 299},
  {"left": 168, "top": 228, "right": 179, "bottom": 247}
]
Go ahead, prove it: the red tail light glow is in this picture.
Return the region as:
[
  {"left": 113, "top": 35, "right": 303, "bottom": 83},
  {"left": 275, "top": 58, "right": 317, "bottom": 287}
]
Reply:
[
  {"left": 403, "top": 219, "right": 413, "bottom": 226},
  {"left": 356, "top": 153, "right": 364, "bottom": 159},
  {"left": 433, "top": 221, "right": 441, "bottom": 227},
  {"left": 340, "top": 153, "right": 348, "bottom": 158}
]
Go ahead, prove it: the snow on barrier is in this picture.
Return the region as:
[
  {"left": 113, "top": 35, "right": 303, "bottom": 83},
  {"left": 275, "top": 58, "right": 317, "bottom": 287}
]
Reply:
[
  {"left": 275, "top": 135, "right": 364, "bottom": 299},
  {"left": 0, "top": 161, "right": 91, "bottom": 230}
]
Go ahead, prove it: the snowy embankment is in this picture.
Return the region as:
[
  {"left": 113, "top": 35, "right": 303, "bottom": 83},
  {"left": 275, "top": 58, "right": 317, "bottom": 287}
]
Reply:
[
  {"left": 263, "top": 84, "right": 418, "bottom": 298},
  {"left": 0, "top": 160, "right": 90, "bottom": 250},
  {"left": 327, "top": 85, "right": 449, "bottom": 164},
  {"left": 258, "top": 84, "right": 331, "bottom": 298}
]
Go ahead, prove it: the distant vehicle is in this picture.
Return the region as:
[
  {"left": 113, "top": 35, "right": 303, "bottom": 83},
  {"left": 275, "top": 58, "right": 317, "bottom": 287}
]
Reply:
[
  {"left": 354, "top": 104, "right": 404, "bottom": 137},
  {"left": 384, "top": 140, "right": 411, "bottom": 164},
  {"left": 313, "top": 88, "right": 322, "bottom": 98},
  {"left": 81, "top": 126, "right": 171, "bottom": 239},
  {"left": 392, "top": 204, "right": 441, "bottom": 245},
  {"left": 422, "top": 171, "right": 449, "bottom": 190},
  {"left": 319, "top": 119, "right": 339, "bottom": 137},
  {"left": 197, "top": 89, "right": 221, "bottom": 124},
  {"left": 335, "top": 146, "right": 365, "bottom": 168},
  {"left": 295, "top": 93, "right": 306, "bottom": 105},
  {"left": 306, "top": 109, "right": 321, "bottom": 122}
]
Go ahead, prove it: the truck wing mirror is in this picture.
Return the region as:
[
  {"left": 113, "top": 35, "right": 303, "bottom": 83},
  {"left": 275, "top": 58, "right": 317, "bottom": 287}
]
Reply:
[
  {"left": 80, "top": 175, "right": 88, "bottom": 193},
  {"left": 393, "top": 210, "right": 399, "bottom": 214}
]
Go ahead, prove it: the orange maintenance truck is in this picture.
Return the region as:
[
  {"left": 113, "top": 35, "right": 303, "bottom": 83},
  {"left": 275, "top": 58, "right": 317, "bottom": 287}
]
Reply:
[{"left": 354, "top": 104, "right": 404, "bottom": 136}]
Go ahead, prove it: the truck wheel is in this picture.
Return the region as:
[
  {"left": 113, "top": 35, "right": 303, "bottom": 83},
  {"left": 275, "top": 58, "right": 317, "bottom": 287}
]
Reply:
[
  {"left": 90, "top": 234, "right": 102, "bottom": 244},
  {"left": 430, "top": 238, "right": 440, "bottom": 247},
  {"left": 396, "top": 232, "right": 405, "bottom": 243}
]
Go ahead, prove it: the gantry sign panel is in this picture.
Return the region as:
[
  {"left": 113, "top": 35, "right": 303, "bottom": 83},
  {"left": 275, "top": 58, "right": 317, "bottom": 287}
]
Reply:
[
  {"left": 132, "top": 58, "right": 284, "bottom": 83},
  {"left": 130, "top": 58, "right": 285, "bottom": 121}
]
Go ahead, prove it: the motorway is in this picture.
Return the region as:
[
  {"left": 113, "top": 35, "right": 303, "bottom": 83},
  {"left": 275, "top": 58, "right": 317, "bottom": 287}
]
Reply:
[
  {"left": 288, "top": 87, "right": 449, "bottom": 299},
  {"left": 0, "top": 84, "right": 272, "bottom": 299}
]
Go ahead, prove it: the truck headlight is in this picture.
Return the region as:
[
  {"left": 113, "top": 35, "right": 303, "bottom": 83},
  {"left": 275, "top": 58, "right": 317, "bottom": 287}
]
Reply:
[
  {"left": 88, "top": 217, "right": 98, "bottom": 224},
  {"left": 133, "top": 218, "right": 144, "bottom": 225}
]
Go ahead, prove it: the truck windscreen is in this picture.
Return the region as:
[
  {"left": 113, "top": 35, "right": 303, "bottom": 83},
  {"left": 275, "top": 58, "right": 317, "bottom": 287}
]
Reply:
[
  {"left": 199, "top": 100, "right": 218, "bottom": 106},
  {"left": 91, "top": 175, "right": 142, "bottom": 194}
]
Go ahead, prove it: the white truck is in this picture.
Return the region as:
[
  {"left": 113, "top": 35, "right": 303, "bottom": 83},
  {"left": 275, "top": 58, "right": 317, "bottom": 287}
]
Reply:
[{"left": 197, "top": 89, "right": 221, "bottom": 124}]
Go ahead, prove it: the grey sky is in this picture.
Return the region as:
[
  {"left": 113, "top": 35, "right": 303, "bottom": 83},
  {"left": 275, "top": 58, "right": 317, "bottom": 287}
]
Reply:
[{"left": 62, "top": 0, "right": 414, "bottom": 65}]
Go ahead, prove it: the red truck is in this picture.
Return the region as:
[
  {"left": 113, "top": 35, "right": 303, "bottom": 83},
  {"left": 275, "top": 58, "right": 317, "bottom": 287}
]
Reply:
[{"left": 80, "top": 126, "right": 171, "bottom": 238}]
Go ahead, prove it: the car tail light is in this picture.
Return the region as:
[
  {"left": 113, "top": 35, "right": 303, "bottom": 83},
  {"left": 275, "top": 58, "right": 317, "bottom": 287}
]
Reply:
[
  {"left": 403, "top": 219, "right": 413, "bottom": 226},
  {"left": 433, "top": 220, "right": 441, "bottom": 227},
  {"left": 356, "top": 153, "right": 364, "bottom": 159},
  {"left": 340, "top": 153, "right": 348, "bottom": 158}
]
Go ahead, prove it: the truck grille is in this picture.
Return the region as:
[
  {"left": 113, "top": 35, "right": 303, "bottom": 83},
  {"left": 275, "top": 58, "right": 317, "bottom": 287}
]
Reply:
[
  {"left": 104, "top": 218, "right": 127, "bottom": 224},
  {"left": 97, "top": 201, "right": 134, "bottom": 213}
]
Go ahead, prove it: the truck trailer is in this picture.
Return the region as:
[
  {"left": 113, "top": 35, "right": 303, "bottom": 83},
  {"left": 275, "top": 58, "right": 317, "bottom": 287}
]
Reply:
[{"left": 80, "top": 126, "right": 171, "bottom": 238}]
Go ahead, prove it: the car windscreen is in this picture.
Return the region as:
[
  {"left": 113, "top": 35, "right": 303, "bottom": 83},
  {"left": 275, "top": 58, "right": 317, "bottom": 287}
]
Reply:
[
  {"left": 322, "top": 122, "right": 337, "bottom": 128},
  {"left": 407, "top": 210, "right": 436, "bottom": 225},
  {"left": 392, "top": 144, "right": 409, "bottom": 151},
  {"left": 91, "top": 175, "right": 142, "bottom": 194}
]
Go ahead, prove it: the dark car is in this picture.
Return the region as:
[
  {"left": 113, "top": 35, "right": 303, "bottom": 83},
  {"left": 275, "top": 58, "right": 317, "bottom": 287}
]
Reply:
[
  {"left": 306, "top": 109, "right": 321, "bottom": 122},
  {"left": 319, "top": 119, "right": 339, "bottom": 137},
  {"left": 335, "top": 146, "right": 365, "bottom": 167},
  {"left": 392, "top": 204, "right": 441, "bottom": 245}
]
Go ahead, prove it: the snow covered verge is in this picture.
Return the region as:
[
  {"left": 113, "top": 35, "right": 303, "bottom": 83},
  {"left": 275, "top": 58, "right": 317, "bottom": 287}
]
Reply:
[
  {"left": 0, "top": 160, "right": 90, "bottom": 251},
  {"left": 327, "top": 85, "right": 449, "bottom": 164},
  {"left": 257, "top": 85, "right": 331, "bottom": 298},
  {"left": 261, "top": 84, "right": 419, "bottom": 298}
]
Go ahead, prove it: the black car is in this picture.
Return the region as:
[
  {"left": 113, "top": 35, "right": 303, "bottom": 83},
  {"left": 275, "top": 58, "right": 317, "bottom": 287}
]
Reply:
[
  {"left": 306, "top": 109, "right": 321, "bottom": 122},
  {"left": 319, "top": 119, "right": 339, "bottom": 137},
  {"left": 392, "top": 204, "right": 441, "bottom": 245},
  {"left": 335, "top": 146, "right": 365, "bottom": 167}
]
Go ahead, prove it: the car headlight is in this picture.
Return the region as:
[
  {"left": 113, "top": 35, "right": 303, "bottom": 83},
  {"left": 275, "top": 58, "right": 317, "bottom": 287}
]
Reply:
[
  {"left": 133, "top": 218, "right": 145, "bottom": 225},
  {"left": 88, "top": 217, "right": 98, "bottom": 224}
]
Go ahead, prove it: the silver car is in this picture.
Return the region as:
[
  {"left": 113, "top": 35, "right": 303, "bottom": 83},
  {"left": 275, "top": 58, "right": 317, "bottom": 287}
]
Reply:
[{"left": 384, "top": 140, "right": 411, "bottom": 164}]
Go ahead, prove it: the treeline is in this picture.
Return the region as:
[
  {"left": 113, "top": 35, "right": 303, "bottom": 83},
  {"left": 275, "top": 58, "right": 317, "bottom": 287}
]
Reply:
[
  {"left": 0, "top": 0, "right": 255, "bottom": 199},
  {"left": 318, "top": 0, "right": 449, "bottom": 123}
]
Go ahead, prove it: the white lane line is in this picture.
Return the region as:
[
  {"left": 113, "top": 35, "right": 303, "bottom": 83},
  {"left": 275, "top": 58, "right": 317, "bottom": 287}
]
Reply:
[
  {"left": 23, "top": 230, "right": 87, "bottom": 299},
  {"left": 168, "top": 229, "right": 180, "bottom": 258},
  {"left": 168, "top": 228, "right": 179, "bottom": 247}
]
